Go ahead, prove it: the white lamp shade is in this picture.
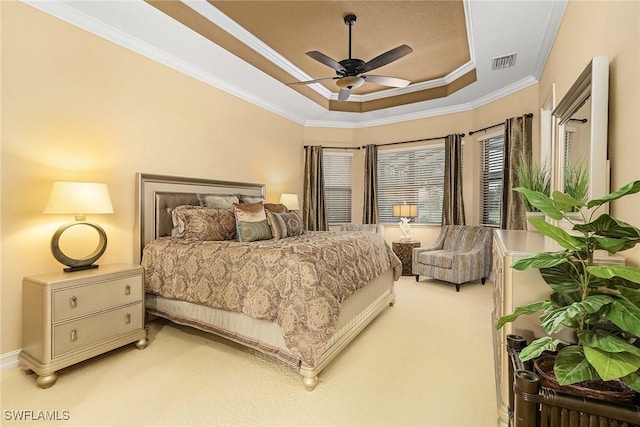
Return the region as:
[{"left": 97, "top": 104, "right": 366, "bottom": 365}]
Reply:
[
  {"left": 44, "top": 182, "right": 114, "bottom": 215},
  {"left": 392, "top": 204, "right": 418, "bottom": 218},
  {"left": 279, "top": 193, "right": 300, "bottom": 210}
]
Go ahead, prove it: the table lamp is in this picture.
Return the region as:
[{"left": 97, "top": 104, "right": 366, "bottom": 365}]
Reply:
[
  {"left": 279, "top": 193, "right": 300, "bottom": 211},
  {"left": 392, "top": 202, "right": 418, "bottom": 241},
  {"left": 44, "top": 181, "right": 113, "bottom": 272}
]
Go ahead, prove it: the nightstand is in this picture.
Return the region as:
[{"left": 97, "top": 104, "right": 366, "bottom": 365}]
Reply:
[
  {"left": 19, "top": 263, "right": 148, "bottom": 388},
  {"left": 392, "top": 241, "right": 421, "bottom": 276}
]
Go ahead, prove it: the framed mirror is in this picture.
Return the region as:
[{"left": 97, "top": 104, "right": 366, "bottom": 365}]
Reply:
[{"left": 552, "top": 56, "right": 609, "bottom": 212}]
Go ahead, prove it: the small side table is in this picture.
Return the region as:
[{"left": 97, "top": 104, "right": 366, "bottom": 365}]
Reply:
[{"left": 392, "top": 241, "right": 421, "bottom": 276}]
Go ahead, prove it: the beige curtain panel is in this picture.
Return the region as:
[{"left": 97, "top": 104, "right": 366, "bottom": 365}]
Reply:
[
  {"left": 442, "top": 134, "right": 466, "bottom": 225},
  {"left": 303, "top": 145, "right": 328, "bottom": 231},
  {"left": 500, "top": 114, "right": 532, "bottom": 230},
  {"left": 362, "top": 144, "right": 379, "bottom": 224}
]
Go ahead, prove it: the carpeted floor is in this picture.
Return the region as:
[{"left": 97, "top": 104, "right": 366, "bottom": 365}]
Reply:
[{"left": 1, "top": 276, "right": 498, "bottom": 426}]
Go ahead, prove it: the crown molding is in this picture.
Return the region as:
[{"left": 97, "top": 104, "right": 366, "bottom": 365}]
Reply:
[{"left": 533, "top": 0, "right": 568, "bottom": 80}]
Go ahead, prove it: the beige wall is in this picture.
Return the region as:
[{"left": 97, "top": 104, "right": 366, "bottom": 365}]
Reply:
[
  {"left": 1, "top": 0, "right": 639, "bottom": 357},
  {"left": 1, "top": 3, "right": 304, "bottom": 353},
  {"left": 539, "top": 0, "right": 640, "bottom": 265}
]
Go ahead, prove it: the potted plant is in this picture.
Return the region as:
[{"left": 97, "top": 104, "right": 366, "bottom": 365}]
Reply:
[
  {"left": 496, "top": 180, "right": 640, "bottom": 401},
  {"left": 514, "top": 154, "right": 550, "bottom": 230},
  {"left": 563, "top": 159, "right": 589, "bottom": 214}
]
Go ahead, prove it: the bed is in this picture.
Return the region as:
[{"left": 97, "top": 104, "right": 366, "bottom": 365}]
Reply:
[{"left": 135, "top": 173, "right": 401, "bottom": 390}]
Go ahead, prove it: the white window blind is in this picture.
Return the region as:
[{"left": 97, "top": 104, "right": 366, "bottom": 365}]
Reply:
[
  {"left": 323, "top": 152, "right": 352, "bottom": 224},
  {"left": 377, "top": 145, "right": 447, "bottom": 224},
  {"left": 480, "top": 134, "right": 505, "bottom": 226},
  {"left": 563, "top": 128, "right": 575, "bottom": 169}
]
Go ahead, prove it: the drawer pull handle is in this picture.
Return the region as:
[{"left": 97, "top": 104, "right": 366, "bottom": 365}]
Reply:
[
  {"left": 70, "top": 296, "right": 77, "bottom": 308},
  {"left": 125, "top": 284, "right": 131, "bottom": 295},
  {"left": 70, "top": 329, "right": 77, "bottom": 342},
  {"left": 124, "top": 313, "right": 131, "bottom": 324}
]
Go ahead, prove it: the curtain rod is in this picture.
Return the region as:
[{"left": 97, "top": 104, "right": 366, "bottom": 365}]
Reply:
[
  {"left": 304, "top": 133, "right": 465, "bottom": 151},
  {"left": 468, "top": 113, "right": 533, "bottom": 136}
]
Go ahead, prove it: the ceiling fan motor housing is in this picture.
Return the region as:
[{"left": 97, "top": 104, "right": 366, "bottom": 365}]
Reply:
[{"left": 338, "top": 58, "right": 366, "bottom": 76}]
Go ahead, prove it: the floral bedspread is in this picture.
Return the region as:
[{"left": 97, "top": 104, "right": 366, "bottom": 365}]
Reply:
[{"left": 142, "top": 231, "right": 401, "bottom": 366}]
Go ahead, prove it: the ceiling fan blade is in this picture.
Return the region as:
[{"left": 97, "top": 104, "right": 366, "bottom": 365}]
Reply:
[
  {"left": 363, "top": 75, "right": 411, "bottom": 88},
  {"left": 286, "top": 77, "right": 337, "bottom": 86},
  {"left": 361, "top": 44, "right": 413, "bottom": 73},
  {"left": 306, "top": 51, "right": 346, "bottom": 73},
  {"left": 337, "top": 88, "right": 351, "bottom": 101}
]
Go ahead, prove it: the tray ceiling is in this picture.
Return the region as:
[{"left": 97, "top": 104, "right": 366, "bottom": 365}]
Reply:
[{"left": 23, "top": 0, "right": 567, "bottom": 128}]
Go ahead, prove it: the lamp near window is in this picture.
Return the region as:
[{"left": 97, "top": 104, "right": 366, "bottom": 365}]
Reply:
[
  {"left": 279, "top": 193, "right": 300, "bottom": 211},
  {"left": 44, "top": 181, "right": 113, "bottom": 272},
  {"left": 392, "top": 202, "right": 418, "bottom": 241}
]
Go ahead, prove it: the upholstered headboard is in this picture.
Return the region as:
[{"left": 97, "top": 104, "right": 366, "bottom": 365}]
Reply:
[{"left": 135, "top": 173, "right": 265, "bottom": 264}]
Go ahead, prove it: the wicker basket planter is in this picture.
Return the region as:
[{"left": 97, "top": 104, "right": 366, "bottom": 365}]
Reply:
[
  {"left": 533, "top": 355, "right": 637, "bottom": 405},
  {"left": 507, "top": 335, "right": 640, "bottom": 427}
]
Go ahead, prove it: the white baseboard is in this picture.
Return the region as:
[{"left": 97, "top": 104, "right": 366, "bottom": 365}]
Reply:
[{"left": 1, "top": 349, "right": 21, "bottom": 371}]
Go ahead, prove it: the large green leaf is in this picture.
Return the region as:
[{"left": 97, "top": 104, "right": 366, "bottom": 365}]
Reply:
[
  {"left": 552, "top": 190, "right": 586, "bottom": 212},
  {"left": 619, "top": 287, "right": 640, "bottom": 305},
  {"left": 519, "top": 337, "right": 565, "bottom": 362},
  {"left": 511, "top": 252, "right": 570, "bottom": 271},
  {"left": 587, "top": 180, "right": 640, "bottom": 209},
  {"left": 583, "top": 346, "right": 640, "bottom": 381},
  {"left": 575, "top": 213, "right": 640, "bottom": 239},
  {"left": 540, "top": 263, "right": 583, "bottom": 296},
  {"left": 591, "top": 236, "right": 628, "bottom": 253},
  {"left": 621, "top": 371, "right": 640, "bottom": 393},
  {"left": 495, "top": 301, "right": 551, "bottom": 329},
  {"left": 606, "top": 299, "right": 640, "bottom": 337},
  {"left": 578, "top": 330, "right": 640, "bottom": 356},
  {"left": 527, "top": 219, "right": 585, "bottom": 251},
  {"left": 513, "top": 187, "right": 564, "bottom": 219},
  {"left": 554, "top": 346, "right": 600, "bottom": 385},
  {"left": 588, "top": 265, "right": 640, "bottom": 284},
  {"left": 540, "top": 295, "right": 615, "bottom": 334}
]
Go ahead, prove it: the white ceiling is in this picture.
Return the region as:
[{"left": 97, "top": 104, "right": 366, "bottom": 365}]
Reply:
[{"left": 23, "top": 0, "right": 568, "bottom": 129}]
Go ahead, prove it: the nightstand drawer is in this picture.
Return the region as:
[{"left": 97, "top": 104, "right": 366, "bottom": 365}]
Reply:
[
  {"left": 53, "top": 302, "right": 143, "bottom": 357},
  {"left": 53, "top": 275, "right": 142, "bottom": 322}
]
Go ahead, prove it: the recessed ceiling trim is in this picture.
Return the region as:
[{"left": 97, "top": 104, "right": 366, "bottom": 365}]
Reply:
[
  {"left": 183, "top": 0, "right": 333, "bottom": 99},
  {"left": 191, "top": 0, "right": 475, "bottom": 106},
  {"left": 307, "top": 103, "right": 476, "bottom": 129},
  {"left": 343, "top": 60, "right": 477, "bottom": 102},
  {"left": 470, "top": 76, "right": 538, "bottom": 110}
]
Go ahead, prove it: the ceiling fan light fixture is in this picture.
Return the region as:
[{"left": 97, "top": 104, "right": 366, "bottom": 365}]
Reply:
[{"left": 336, "top": 76, "right": 364, "bottom": 89}]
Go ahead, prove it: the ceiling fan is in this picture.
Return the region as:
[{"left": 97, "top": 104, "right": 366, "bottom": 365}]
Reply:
[{"left": 288, "top": 13, "right": 413, "bottom": 101}]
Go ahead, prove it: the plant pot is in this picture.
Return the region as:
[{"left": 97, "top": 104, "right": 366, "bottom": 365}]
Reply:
[{"left": 534, "top": 355, "right": 637, "bottom": 405}]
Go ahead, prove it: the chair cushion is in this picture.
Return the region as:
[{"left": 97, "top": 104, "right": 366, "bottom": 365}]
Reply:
[
  {"left": 418, "top": 250, "right": 454, "bottom": 269},
  {"left": 443, "top": 225, "right": 487, "bottom": 252}
]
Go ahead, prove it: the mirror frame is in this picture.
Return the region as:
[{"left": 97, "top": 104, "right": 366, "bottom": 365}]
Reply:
[{"left": 552, "top": 56, "right": 609, "bottom": 207}]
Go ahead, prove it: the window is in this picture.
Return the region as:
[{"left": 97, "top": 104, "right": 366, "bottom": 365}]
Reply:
[
  {"left": 377, "top": 145, "right": 448, "bottom": 224},
  {"left": 323, "top": 152, "right": 352, "bottom": 224},
  {"left": 563, "top": 127, "right": 575, "bottom": 169},
  {"left": 479, "top": 134, "right": 505, "bottom": 226}
]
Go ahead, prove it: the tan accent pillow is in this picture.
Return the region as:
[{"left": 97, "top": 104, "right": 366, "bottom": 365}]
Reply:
[
  {"left": 172, "top": 205, "right": 237, "bottom": 241},
  {"left": 266, "top": 211, "right": 288, "bottom": 239},
  {"left": 238, "top": 195, "right": 265, "bottom": 204},
  {"left": 233, "top": 202, "right": 272, "bottom": 242},
  {"left": 266, "top": 211, "right": 303, "bottom": 239},
  {"left": 264, "top": 203, "right": 289, "bottom": 214},
  {"left": 197, "top": 193, "right": 239, "bottom": 209}
]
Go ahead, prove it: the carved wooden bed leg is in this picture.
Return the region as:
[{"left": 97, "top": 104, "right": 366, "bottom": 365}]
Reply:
[{"left": 300, "top": 371, "right": 319, "bottom": 391}]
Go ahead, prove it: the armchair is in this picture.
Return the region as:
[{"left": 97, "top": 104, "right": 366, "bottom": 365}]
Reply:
[{"left": 412, "top": 225, "right": 493, "bottom": 291}]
